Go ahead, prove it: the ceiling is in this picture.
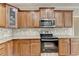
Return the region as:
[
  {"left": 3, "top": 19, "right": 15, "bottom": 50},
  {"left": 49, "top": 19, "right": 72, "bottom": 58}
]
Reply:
[
  {"left": 9, "top": 3, "right": 79, "bottom": 16},
  {"left": 10, "top": 3, "right": 79, "bottom": 9}
]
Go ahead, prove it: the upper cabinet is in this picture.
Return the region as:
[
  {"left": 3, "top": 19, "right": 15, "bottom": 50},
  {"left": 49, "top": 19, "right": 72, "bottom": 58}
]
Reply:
[
  {"left": 39, "top": 7, "right": 55, "bottom": 19},
  {"left": 64, "top": 11, "right": 73, "bottom": 27},
  {"left": 0, "top": 3, "right": 18, "bottom": 28},
  {"left": 54, "top": 11, "right": 64, "bottom": 27},
  {"left": 54, "top": 10, "right": 73, "bottom": 28},
  {"left": 19, "top": 10, "right": 40, "bottom": 28}
]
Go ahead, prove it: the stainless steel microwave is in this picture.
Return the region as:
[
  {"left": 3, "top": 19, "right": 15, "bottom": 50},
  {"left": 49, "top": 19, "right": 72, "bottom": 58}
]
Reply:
[{"left": 40, "top": 19, "right": 56, "bottom": 28}]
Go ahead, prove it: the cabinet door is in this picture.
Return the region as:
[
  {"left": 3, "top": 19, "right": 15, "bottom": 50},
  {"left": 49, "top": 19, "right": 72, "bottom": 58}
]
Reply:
[
  {"left": 64, "top": 11, "right": 72, "bottom": 27},
  {"left": 26, "top": 12, "right": 33, "bottom": 27},
  {"left": 19, "top": 11, "right": 27, "bottom": 28},
  {"left": 33, "top": 11, "right": 40, "bottom": 28},
  {"left": 59, "top": 38, "right": 70, "bottom": 56},
  {"left": 71, "top": 39, "right": 79, "bottom": 55},
  {"left": 40, "top": 9, "right": 47, "bottom": 19},
  {"left": 0, "top": 4, "right": 6, "bottom": 27},
  {"left": 31, "top": 40, "right": 41, "bottom": 56},
  {"left": 40, "top": 8, "right": 54, "bottom": 19},
  {"left": 55, "top": 11, "right": 64, "bottom": 27},
  {"left": 6, "top": 5, "right": 18, "bottom": 28},
  {"left": 6, "top": 40, "right": 13, "bottom": 56},
  {"left": 20, "top": 40, "right": 30, "bottom": 56},
  {"left": 13, "top": 40, "right": 20, "bottom": 56},
  {"left": 0, "top": 43, "right": 6, "bottom": 56}
]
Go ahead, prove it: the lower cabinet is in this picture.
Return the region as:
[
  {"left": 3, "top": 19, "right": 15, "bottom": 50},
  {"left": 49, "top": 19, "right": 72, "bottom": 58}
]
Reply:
[
  {"left": 31, "top": 40, "right": 41, "bottom": 56},
  {"left": 0, "top": 43, "right": 7, "bottom": 56},
  {"left": 6, "top": 40, "right": 13, "bottom": 56},
  {"left": 20, "top": 40, "right": 30, "bottom": 56},
  {"left": 0, "top": 40, "right": 13, "bottom": 56},
  {"left": 13, "top": 39, "right": 41, "bottom": 56},
  {"left": 59, "top": 38, "right": 70, "bottom": 56},
  {"left": 13, "top": 40, "right": 21, "bottom": 56},
  {"left": 71, "top": 39, "right": 79, "bottom": 55}
]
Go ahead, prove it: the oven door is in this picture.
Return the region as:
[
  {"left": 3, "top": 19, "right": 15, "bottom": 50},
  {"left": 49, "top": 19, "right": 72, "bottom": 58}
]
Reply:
[{"left": 41, "top": 41, "right": 58, "bottom": 53}]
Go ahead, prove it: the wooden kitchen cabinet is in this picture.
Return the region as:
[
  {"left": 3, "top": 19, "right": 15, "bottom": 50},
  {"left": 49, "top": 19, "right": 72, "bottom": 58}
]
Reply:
[
  {"left": 0, "top": 4, "right": 6, "bottom": 27},
  {"left": 13, "top": 39, "right": 40, "bottom": 56},
  {"left": 71, "top": 39, "right": 79, "bottom": 55},
  {"left": 0, "top": 3, "right": 18, "bottom": 28},
  {"left": 31, "top": 40, "right": 41, "bottom": 56},
  {"left": 18, "top": 11, "right": 27, "bottom": 28},
  {"left": 39, "top": 7, "right": 55, "bottom": 19},
  {"left": 59, "top": 38, "right": 70, "bottom": 56},
  {"left": 54, "top": 10, "right": 64, "bottom": 27},
  {"left": 54, "top": 10, "right": 73, "bottom": 27},
  {"left": 6, "top": 40, "right": 13, "bottom": 56},
  {"left": 19, "top": 10, "right": 39, "bottom": 28},
  {"left": 0, "top": 43, "right": 7, "bottom": 56},
  {"left": 20, "top": 40, "right": 30, "bottom": 56},
  {"left": 13, "top": 40, "right": 21, "bottom": 56},
  {"left": 64, "top": 11, "right": 73, "bottom": 27}
]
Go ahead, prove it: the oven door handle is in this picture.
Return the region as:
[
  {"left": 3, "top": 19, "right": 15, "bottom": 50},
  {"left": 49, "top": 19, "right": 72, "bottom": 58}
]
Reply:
[{"left": 41, "top": 39, "right": 58, "bottom": 41}]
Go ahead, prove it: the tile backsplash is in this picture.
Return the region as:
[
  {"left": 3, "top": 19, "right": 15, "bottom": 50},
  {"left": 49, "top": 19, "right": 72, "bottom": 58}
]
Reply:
[
  {"left": 12, "top": 28, "right": 40, "bottom": 37},
  {"left": 12, "top": 28, "right": 74, "bottom": 37},
  {"left": 0, "top": 28, "right": 74, "bottom": 39},
  {"left": 0, "top": 28, "right": 12, "bottom": 39}
]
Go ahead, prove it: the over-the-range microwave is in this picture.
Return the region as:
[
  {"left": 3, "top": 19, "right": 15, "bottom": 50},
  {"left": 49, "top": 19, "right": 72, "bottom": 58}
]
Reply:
[{"left": 40, "top": 19, "right": 56, "bottom": 28}]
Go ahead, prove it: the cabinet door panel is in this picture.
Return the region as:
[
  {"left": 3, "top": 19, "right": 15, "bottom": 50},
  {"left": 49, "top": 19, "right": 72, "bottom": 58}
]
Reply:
[
  {"left": 64, "top": 11, "right": 72, "bottom": 27},
  {"left": 33, "top": 12, "right": 40, "bottom": 28},
  {"left": 26, "top": 12, "right": 33, "bottom": 27},
  {"left": 71, "top": 39, "right": 79, "bottom": 55},
  {"left": 55, "top": 11, "right": 64, "bottom": 27},
  {"left": 20, "top": 40, "right": 30, "bottom": 56},
  {"left": 0, "top": 4, "right": 6, "bottom": 27},
  {"left": 19, "top": 12, "right": 27, "bottom": 28},
  {"left": 31, "top": 40, "right": 40, "bottom": 56},
  {"left": 0, "top": 43, "right": 6, "bottom": 56},
  {"left": 13, "top": 40, "right": 20, "bottom": 56},
  {"left": 6, "top": 40, "right": 13, "bottom": 56},
  {"left": 59, "top": 38, "right": 70, "bottom": 56}
]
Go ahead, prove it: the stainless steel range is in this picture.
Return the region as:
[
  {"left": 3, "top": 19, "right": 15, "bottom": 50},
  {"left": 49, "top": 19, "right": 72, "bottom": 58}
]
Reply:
[{"left": 40, "top": 30, "right": 58, "bottom": 53}]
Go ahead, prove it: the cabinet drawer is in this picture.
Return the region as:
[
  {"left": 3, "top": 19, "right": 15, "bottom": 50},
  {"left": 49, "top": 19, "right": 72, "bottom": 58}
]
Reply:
[
  {"left": 0, "top": 48, "right": 6, "bottom": 56},
  {"left": 31, "top": 40, "right": 40, "bottom": 43}
]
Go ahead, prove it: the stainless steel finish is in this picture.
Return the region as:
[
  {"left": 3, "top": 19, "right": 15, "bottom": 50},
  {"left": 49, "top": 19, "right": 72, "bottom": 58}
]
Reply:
[{"left": 40, "top": 18, "right": 56, "bottom": 28}]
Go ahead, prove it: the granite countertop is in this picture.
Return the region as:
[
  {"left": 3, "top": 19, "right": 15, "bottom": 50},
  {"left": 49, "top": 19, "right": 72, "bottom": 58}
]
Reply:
[
  {"left": 0, "top": 36, "right": 40, "bottom": 44},
  {"left": 0, "top": 35, "right": 79, "bottom": 44},
  {"left": 57, "top": 36, "right": 79, "bottom": 38}
]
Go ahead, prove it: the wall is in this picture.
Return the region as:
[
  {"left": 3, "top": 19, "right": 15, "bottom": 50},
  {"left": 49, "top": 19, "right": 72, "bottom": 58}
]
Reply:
[{"left": 74, "top": 17, "right": 79, "bottom": 36}]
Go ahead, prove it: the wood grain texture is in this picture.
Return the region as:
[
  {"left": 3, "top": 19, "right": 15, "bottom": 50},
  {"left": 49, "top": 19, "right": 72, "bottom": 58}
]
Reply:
[
  {"left": 64, "top": 11, "right": 72, "bottom": 27},
  {"left": 59, "top": 38, "right": 70, "bottom": 56},
  {"left": 55, "top": 11, "right": 64, "bottom": 27},
  {"left": 71, "top": 39, "right": 79, "bottom": 55},
  {"left": 6, "top": 40, "right": 13, "bottom": 56},
  {"left": 0, "top": 4, "right": 6, "bottom": 27},
  {"left": 20, "top": 40, "right": 30, "bottom": 56},
  {"left": 31, "top": 40, "right": 41, "bottom": 56}
]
